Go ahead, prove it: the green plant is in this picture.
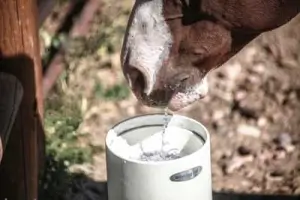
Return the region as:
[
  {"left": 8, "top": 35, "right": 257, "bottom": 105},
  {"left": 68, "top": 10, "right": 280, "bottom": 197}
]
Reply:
[
  {"left": 39, "top": 95, "right": 103, "bottom": 199},
  {"left": 44, "top": 109, "right": 92, "bottom": 165},
  {"left": 94, "top": 81, "right": 130, "bottom": 101}
]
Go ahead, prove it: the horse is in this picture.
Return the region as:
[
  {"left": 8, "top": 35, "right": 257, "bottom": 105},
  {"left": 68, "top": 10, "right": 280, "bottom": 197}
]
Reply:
[{"left": 121, "top": 0, "right": 300, "bottom": 111}]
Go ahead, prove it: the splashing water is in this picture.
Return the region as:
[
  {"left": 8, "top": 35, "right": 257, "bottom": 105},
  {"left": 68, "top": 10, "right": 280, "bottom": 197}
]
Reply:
[
  {"left": 139, "top": 149, "right": 181, "bottom": 161},
  {"left": 162, "top": 107, "right": 169, "bottom": 147},
  {"left": 138, "top": 108, "right": 182, "bottom": 162},
  {"left": 109, "top": 108, "right": 187, "bottom": 162},
  {"left": 110, "top": 125, "right": 191, "bottom": 162}
]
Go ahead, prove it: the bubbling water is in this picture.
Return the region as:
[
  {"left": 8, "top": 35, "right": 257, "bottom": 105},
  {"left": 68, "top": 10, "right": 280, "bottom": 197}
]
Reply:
[
  {"left": 108, "top": 109, "right": 192, "bottom": 162},
  {"left": 139, "top": 150, "right": 181, "bottom": 161},
  {"left": 138, "top": 108, "right": 183, "bottom": 162}
]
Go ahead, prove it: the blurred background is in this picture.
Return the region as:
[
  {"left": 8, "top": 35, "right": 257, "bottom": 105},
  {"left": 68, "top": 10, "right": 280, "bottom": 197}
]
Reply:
[{"left": 39, "top": 0, "right": 300, "bottom": 199}]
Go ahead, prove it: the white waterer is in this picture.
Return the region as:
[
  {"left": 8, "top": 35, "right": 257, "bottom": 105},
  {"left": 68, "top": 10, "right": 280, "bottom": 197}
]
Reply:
[{"left": 105, "top": 113, "right": 212, "bottom": 200}]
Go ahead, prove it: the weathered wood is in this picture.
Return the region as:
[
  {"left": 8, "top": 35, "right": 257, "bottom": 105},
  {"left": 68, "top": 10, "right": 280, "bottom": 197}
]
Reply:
[
  {"left": 0, "top": 0, "right": 44, "bottom": 199},
  {"left": 0, "top": 72, "right": 23, "bottom": 163}
]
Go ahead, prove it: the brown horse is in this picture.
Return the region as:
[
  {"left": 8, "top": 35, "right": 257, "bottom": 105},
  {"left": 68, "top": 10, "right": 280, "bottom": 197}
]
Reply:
[{"left": 121, "top": 0, "right": 300, "bottom": 111}]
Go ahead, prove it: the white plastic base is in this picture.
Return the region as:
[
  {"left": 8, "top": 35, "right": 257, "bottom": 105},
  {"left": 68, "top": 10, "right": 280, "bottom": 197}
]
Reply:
[{"left": 106, "top": 114, "right": 212, "bottom": 200}]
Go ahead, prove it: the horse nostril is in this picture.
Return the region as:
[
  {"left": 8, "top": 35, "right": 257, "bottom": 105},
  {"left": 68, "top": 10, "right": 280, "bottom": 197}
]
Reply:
[{"left": 127, "top": 66, "right": 147, "bottom": 93}]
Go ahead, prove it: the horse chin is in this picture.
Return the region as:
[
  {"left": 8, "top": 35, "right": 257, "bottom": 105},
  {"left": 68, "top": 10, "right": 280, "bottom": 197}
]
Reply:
[
  {"left": 131, "top": 76, "right": 209, "bottom": 111},
  {"left": 168, "top": 77, "right": 209, "bottom": 111},
  {"left": 167, "top": 92, "right": 205, "bottom": 111}
]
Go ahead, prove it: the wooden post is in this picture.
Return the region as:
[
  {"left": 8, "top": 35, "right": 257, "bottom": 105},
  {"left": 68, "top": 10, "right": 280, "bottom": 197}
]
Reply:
[{"left": 0, "top": 0, "right": 44, "bottom": 199}]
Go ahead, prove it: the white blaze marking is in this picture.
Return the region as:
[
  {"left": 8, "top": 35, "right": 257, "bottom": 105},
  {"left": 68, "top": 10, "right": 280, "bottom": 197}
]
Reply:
[{"left": 122, "top": 0, "right": 173, "bottom": 95}]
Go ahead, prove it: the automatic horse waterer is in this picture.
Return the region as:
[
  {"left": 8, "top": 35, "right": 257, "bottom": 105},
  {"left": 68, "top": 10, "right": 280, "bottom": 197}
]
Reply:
[{"left": 105, "top": 113, "right": 212, "bottom": 200}]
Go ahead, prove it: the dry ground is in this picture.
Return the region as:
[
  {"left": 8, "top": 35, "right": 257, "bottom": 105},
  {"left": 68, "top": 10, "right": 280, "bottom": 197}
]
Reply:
[{"left": 40, "top": 0, "right": 300, "bottom": 198}]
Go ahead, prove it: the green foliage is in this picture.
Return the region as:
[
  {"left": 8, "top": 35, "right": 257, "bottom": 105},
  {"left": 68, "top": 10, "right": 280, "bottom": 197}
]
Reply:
[
  {"left": 39, "top": 96, "right": 103, "bottom": 200},
  {"left": 94, "top": 81, "right": 130, "bottom": 101},
  {"left": 44, "top": 109, "right": 92, "bottom": 165}
]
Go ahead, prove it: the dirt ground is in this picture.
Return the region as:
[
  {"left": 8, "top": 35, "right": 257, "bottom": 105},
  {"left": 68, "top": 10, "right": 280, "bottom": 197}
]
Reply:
[{"left": 41, "top": 0, "right": 300, "bottom": 197}]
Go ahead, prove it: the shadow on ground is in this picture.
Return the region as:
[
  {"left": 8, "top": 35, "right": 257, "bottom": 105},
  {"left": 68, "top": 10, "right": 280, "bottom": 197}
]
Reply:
[
  {"left": 44, "top": 174, "right": 300, "bottom": 200},
  {"left": 213, "top": 192, "right": 300, "bottom": 200},
  {"left": 39, "top": 133, "right": 300, "bottom": 200}
]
